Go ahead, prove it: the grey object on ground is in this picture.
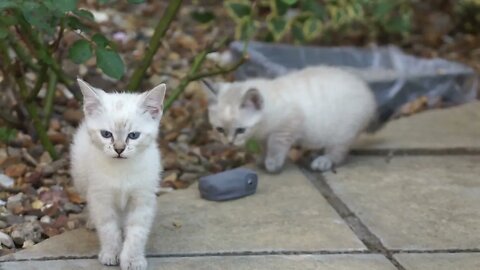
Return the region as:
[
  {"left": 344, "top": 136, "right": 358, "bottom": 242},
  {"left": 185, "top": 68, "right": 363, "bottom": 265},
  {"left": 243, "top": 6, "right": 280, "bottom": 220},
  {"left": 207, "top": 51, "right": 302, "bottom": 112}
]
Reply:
[
  {"left": 229, "top": 41, "right": 478, "bottom": 122},
  {"left": 199, "top": 168, "right": 258, "bottom": 201}
]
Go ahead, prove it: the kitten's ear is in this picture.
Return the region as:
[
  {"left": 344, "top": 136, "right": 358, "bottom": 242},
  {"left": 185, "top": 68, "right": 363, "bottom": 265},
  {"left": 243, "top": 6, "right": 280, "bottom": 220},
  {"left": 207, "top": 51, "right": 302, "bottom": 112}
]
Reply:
[
  {"left": 241, "top": 88, "right": 263, "bottom": 111},
  {"left": 200, "top": 79, "right": 219, "bottom": 104},
  {"left": 142, "top": 83, "right": 166, "bottom": 120},
  {"left": 77, "top": 78, "right": 103, "bottom": 116}
]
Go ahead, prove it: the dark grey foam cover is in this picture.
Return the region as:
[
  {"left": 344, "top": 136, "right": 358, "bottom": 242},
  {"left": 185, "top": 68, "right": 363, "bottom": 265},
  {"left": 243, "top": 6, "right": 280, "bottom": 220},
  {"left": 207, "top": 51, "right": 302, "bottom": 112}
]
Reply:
[{"left": 199, "top": 168, "right": 258, "bottom": 201}]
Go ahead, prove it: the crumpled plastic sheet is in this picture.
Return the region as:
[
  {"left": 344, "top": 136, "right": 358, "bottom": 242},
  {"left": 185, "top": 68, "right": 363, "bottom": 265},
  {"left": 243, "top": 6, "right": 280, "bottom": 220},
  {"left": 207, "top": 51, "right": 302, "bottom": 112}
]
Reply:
[{"left": 229, "top": 41, "right": 478, "bottom": 121}]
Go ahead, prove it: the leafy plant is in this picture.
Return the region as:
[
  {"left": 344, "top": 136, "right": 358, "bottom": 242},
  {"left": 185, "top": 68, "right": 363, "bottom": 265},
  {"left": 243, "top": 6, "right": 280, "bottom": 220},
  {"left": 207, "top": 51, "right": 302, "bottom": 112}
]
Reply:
[
  {"left": 224, "top": 0, "right": 413, "bottom": 43},
  {"left": 0, "top": 0, "right": 142, "bottom": 158}
]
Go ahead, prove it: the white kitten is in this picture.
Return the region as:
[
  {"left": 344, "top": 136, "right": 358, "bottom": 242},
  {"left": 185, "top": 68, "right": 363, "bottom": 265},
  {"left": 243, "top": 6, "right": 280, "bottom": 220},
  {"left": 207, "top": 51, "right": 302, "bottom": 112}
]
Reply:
[
  {"left": 204, "top": 66, "right": 376, "bottom": 173},
  {"left": 70, "top": 79, "right": 166, "bottom": 270}
]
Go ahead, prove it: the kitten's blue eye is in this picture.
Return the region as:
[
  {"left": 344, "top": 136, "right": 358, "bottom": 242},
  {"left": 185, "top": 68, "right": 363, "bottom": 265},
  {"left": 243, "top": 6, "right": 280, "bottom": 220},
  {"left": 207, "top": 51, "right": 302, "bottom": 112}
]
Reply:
[
  {"left": 235, "top": 128, "right": 246, "bottom": 134},
  {"left": 100, "top": 130, "right": 112, "bottom": 138},
  {"left": 128, "top": 132, "right": 141, "bottom": 140}
]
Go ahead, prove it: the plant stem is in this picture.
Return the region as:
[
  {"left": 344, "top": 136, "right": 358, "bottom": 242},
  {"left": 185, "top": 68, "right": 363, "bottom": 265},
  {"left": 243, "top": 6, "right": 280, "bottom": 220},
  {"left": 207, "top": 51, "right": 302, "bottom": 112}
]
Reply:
[
  {"left": 16, "top": 78, "right": 58, "bottom": 160},
  {"left": 43, "top": 71, "right": 57, "bottom": 127},
  {"left": 8, "top": 35, "right": 41, "bottom": 72},
  {"left": 16, "top": 15, "right": 79, "bottom": 100},
  {"left": 163, "top": 51, "right": 208, "bottom": 111},
  {"left": 0, "top": 39, "right": 57, "bottom": 159},
  {"left": 163, "top": 41, "right": 250, "bottom": 111},
  {"left": 127, "top": 0, "right": 183, "bottom": 91},
  {"left": 28, "top": 65, "right": 48, "bottom": 101}
]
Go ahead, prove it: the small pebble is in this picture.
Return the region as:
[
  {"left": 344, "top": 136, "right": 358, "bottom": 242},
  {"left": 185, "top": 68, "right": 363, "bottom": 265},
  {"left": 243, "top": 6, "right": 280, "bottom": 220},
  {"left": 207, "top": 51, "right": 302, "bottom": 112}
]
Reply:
[
  {"left": 0, "top": 231, "right": 14, "bottom": 248},
  {"left": 22, "top": 239, "right": 35, "bottom": 248},
  {"left": 40, "top": 215, "right": 52, "bottom": 224},
  {"left": 0, "top": 174, "right": 14, "bottom": 188},
  {"left": 63, "top": 202, "right": 82, "bottom": 214}
]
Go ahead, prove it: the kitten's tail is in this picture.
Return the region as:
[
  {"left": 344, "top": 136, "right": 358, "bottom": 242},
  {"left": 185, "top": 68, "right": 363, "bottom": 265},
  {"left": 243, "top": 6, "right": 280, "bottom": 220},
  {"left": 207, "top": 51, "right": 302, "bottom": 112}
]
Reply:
[{"left": 365, "top": 105, "right": 395, "bottom": 133}]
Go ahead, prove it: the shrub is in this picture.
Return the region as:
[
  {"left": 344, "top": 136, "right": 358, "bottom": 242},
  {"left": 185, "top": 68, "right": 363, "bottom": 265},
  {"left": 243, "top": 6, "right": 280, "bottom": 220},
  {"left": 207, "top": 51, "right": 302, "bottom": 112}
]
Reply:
[{"left": 224, "top": 0, "right": 413, "bottom": 43}]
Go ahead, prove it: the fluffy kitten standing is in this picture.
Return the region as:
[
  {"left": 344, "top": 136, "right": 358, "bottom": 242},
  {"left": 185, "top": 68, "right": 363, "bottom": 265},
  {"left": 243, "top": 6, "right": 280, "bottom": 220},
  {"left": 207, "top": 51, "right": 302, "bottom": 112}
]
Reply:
[
  {"left": 204, "top": 66, "right": 376, "bottom": 173},
  {"left": 71, "top": 79, "right": 165, "bottom": 270}
]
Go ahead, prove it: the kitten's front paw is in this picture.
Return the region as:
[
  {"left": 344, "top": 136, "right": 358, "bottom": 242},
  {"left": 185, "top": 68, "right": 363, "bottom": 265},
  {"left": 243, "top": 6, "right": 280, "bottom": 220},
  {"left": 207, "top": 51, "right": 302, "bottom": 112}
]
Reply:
[
  {"left": 310, "top": 156, "right": 333, "bottom": 172},
  {"left": 120, "top": 255, "right": 147, "bottom": 270},
  {"left": 85, "top": 218, "right": 96, "bottom": 231},
  {"left": 265, "top": 157, "right": 283, "bottom": 174},
  {"left": 98, "top": 249, "right": 120, "bottom": 266}
]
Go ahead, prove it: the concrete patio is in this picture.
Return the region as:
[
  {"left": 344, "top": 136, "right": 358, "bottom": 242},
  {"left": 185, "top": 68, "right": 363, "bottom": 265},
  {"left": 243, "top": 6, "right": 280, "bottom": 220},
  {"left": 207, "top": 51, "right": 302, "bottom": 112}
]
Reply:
[{"left": 1, "top": 102, "right": 480, "bottom": 269}]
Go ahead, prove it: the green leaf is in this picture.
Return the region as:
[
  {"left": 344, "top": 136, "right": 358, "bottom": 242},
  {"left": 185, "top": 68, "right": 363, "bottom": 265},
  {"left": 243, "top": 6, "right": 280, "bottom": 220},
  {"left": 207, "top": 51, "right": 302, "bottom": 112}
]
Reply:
[
  {"left": 281, "top": 0, "right": 297, "bottom": 6},
  {"left": 303, "top": 17, "right": 322, "bottom": 40},
  {"left": 267, "top": 15, "right": 288, "bottom": 41},
  {"left": 0, "top": 127, "right": 17, "bottom": 143},
  {"left": 92, "top": 33, "right": 109, "bottom": 48},
  {"left": 128, "top": 0, "right": 146, "bottom": 3},
  {"left": 302, "top": 0, "right": 326, "bottom": 19},
  {"left": 274, "top": 0, "right": 289, "bottom": 16},
  {"left": 373, "top": 2, "right": 396, "bottom": 20},
  {"left": 0, "top": 15, "right": 18, "bottom": 26},
  {"left": 225, "top": 2, "right": 251, "bottom": 20},
  {"left": 191, "top": 10, "right": 215, "bottom": 24},
  {"left": 385, "top": 14, "right": 411, "bottom": 34},
  {"left": 68, "top": 40, "right": 92, "bottom": 64},
  {"left": 21, "top": 2, "right": 56, "bottom": 35},
  {"left": 236, "top": 18, "right": 256, "bottom": 40},
  {"left": 0, "top": 0, "right": 17, "bottom": 10},
  {"left": 0, "top": 28, "right": 7, "bottom": 39},
  {"left": 66, "top": 16, "right": 89, "bottom": 32},
  {"left": 55, "top": 0, "right": 78, "bottom": 13},
  {"left": 96, "top": 48, "right": 125, "bottom": 80},
  {"left": 73, "top": 9, "right": 95, "bottom": 21},
  {"left": 291, "top": 22, "right": 305, "bottom": 43}
]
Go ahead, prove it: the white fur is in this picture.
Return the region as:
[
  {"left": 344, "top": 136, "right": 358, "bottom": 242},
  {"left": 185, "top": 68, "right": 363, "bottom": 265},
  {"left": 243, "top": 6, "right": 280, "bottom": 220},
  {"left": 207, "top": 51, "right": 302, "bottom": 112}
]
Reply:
[
  {"left": 205, "top": 66, "right": 376, "bottom": 173},
  {"left": 70, "top": 79, "right": 165, "bottom": 270}
]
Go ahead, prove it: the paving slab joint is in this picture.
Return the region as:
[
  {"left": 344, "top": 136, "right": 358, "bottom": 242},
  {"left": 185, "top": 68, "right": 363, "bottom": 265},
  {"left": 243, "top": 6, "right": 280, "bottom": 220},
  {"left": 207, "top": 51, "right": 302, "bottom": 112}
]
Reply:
[{"left": 301, "top": 168, "right": 406, "bottom": 270}]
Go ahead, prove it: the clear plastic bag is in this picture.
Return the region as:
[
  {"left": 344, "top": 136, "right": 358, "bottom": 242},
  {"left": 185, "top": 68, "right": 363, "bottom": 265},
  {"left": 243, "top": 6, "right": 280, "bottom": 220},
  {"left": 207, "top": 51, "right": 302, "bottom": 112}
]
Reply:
[{"left": 229, "top": 41, "right": 478, "bottom": 120}]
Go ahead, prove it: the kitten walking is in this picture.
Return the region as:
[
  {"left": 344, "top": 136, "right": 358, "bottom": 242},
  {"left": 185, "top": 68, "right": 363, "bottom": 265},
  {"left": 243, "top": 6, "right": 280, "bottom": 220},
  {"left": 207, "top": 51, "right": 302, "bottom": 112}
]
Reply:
[
  {"left": 204, "top": 66, "right": 376, "bottom": 173},
  {"left": 70, "top": 79, "right": 166, "bottom": 270}
]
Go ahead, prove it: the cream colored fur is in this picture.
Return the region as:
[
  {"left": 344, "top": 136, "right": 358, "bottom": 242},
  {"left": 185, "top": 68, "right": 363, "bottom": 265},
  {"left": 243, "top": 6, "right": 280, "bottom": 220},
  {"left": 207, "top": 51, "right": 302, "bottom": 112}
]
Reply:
[
  {"left": 71, "top": 79, "right": 165, "bottom": 270},
  {"left": 205, "top": 66, "right": 376, "bottom": 173}
]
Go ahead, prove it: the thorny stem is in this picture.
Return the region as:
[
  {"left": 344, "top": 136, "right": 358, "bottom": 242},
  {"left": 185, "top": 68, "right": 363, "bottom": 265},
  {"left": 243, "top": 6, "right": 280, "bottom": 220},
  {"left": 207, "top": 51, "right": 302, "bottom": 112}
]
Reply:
[{"left": 127, "top": 0, "right": 183, "bottom": 91}]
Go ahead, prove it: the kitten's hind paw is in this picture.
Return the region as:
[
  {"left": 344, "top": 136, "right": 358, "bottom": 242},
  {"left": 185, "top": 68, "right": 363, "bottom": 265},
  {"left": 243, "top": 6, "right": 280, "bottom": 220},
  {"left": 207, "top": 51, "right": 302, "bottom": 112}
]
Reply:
[
  {"left": 310, "top": 156, "right": 334, "bottom": 172},
  {"left": 98, "top": 250, "right": 120, "bottom": 266},
  {"left": 120, "top": 256, "right": 147, "bottom": 270}
]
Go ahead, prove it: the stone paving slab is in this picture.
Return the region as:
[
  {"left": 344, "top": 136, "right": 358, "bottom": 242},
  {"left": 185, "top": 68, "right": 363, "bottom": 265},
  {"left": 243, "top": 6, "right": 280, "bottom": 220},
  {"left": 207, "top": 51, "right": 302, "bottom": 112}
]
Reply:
[
  {"left": 325, "top": 155, "right": 480, "bottom": 250},
  {"left": 0, "top": 254, "right": 397, "bottom": 270},
  {"left": 1, "top": 165, "right": 364, "bottom": 262},
  {"left": 395, "top": 253, "right": 480, "bottom": 270},
  {"left": 354, "top": 102, "right": 480, "bottom": 151}
]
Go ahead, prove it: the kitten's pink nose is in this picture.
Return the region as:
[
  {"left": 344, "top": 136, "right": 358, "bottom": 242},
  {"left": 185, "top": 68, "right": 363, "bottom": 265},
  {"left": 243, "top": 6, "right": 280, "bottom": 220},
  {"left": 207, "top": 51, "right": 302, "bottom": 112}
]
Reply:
[{"left": 114, "top": 147, "right": 125, "bottom": 155}]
